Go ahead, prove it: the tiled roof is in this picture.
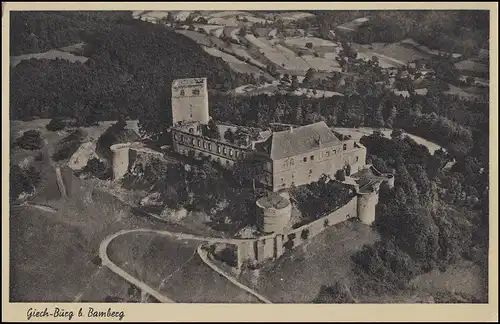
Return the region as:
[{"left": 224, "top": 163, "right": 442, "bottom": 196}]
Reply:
[{"left": 262, "top": 121, "right": 341, "bottom": 160}]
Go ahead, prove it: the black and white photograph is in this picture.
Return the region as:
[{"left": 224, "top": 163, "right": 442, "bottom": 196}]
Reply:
[{"left": 3, "top": 2, "right": 497, "bottom": 322}]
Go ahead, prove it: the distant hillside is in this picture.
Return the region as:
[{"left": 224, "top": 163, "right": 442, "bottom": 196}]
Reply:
[
  {"left": 297, "top": 10, "right": 489, "bottom": 57},
  {"left": 10, "top": 12, "right": 254, "bottom": 122},
  {"left": 10, "top": 11, "right": 131, "bottom": 56}
]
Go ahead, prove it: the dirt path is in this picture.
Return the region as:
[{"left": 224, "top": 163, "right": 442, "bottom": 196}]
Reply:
[{"left": 99, "top": 228, "right": 272, "bottom": 304}]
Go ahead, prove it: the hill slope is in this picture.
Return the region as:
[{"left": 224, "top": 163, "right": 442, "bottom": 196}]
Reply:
[{"left": 10, "top": 12, "right": 253, "bottom": 121}]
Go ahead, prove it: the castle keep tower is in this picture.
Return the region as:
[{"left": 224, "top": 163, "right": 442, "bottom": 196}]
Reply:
[{"left": 171, "top": 77, "right": 210, "bottom": 125}]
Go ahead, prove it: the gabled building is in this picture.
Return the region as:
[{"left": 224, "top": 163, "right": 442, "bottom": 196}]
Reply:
[{"left": 170, "top": 78, "right": 367, "bottom": 192}]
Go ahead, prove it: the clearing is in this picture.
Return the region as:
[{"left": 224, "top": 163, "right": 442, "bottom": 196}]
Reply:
[
  {"left": 401, "top": 38, "right": 462, "bottom": 60},
  {"left": 202, "top": 46, "right": 265, "bottom": 76},
  {"left": 11, "top": 50, "right": 88, "bottom": 68}
]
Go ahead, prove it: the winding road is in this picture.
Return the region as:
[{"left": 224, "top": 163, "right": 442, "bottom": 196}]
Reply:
[{"left": 98, "top": 228, "right": 272, "bottom": 304}]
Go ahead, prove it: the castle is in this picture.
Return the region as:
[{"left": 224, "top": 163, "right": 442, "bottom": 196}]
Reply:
[
  {"left": 170, "top": 77, "right": 367, "bottom": 192},
  {"left": 109, "top": 77, "right": 395, "bottom": 268}
]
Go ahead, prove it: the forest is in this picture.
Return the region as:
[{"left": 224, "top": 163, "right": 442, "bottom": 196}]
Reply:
[
  {"left": 10, "top": 12, "right": 254, "bottom": 122},
  {"left": 315, "top": 130, "right": 488, "bottom": 302}
]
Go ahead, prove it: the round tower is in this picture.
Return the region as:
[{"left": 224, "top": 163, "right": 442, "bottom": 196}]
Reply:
[
  {"left": 256, "top": 194, "right": 292, "bottom": 234},
  {"left": 110, "top": 143, "right": 132, "bottom": 181},
  {"left": 356, "top": 182, "right": 381, "bottom": 225}
]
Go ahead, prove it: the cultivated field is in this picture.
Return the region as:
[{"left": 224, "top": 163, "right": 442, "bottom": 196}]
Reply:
[
  {"left": 284, "top": 36, "right": 338, "bottom": 48},
  {"left": 336, "top": 17, "right": 370, "bottom": 32},
  {"left": 351, "top": 42, "right": 427, "bottom": 68},
  {"left": 302, "top": 55, "right": 341, "bottom": 72},
  {"left": 454, "top": 60, "right": 489, "bottom": 74},
  {"left": 230, "top": 44, "right": 267, "bottom": 68},
  {"left": 401, "top": 38, "right": 462, "bottom": 59},
  {"left": 175, "top": 30, "right": 212, "bottom": 46},
  {"left": 444, "top": 84, "right": 483, "bottom": 100},
  {"left": 202, "top": 46, "right": 265, "bottom": 76},
  {"left": 207, "top": 17, "right": 240, "bottom": 27}
]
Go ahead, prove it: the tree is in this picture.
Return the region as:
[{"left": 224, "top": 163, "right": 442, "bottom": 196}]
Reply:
[
  {"left": 82, "top": 158, "right": 111, "bottom": 180},
  {"left": 290, "top": 75, "right": 299, "bottom": 91},
  {"left": 303, "top": 68, "right": 315, "bottom": 85},
  {"left": 232, "top": 154, "right": 266, "bottom": 189},
  {"left": 224, "top": 128, "right": 235, "bottom": 143},
  {"left": 207, "top": 119, "right": 220, "bottom": 139},
  {"left": 115, "top": 114, "right": 127, "bottom": 131},
  {"left": 46, "top": 118, "right": 66, "bottom": 131},
  {"left": 14, "top": 130, "right": 44, "bottom": 150},
  {"left": 391, "top": 129, "right": 404, "bottom": 140}
]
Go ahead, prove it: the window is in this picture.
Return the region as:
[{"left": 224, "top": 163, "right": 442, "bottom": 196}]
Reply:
[
  {"left": 310, "top": 155, "right": 314, "bottom": 161},
  {"left": 192, "top": 89, "right": 200, "bottom": 95},
  {"left": 290, "top": 159, "right": 294, "bottom": 166},
  {"left": 203, "top": 142, "right": 207, "bottom": 149},
  {"left": 309, "top": 169, "right": 312, "bottom": 174},
  {"left": 208, "top": 143, "right": 212, "bottom": 150},
  {"left": 191, "top": 138, "right": 195, "bottom": 145},
  {"left": 223, "top": 147, "right": 227, "bottom": 155},
  {"left": 217, "top": 157, "right": 221, "bottom": 163},
  {"left": 189, "top": 128, "right": 194, "bottom": 133},
  {"left": 319, "top": 152, "right": 323, "bottom": 159},
  {"left": 281, "top": 178, "right": 285, "bottom": 183},
  {"left": 217, "top": 146, "right": 221, "bottom": 153},
  {"left": 180, "top": 89, "right": 185, "bottom": 96},
  {"left": 325, "top": 151, "right": 330, "bottom": 157},
  {"left": 197, "top": 139, "right": 201, "bottom": 147},
  {"left": 226, "top": 160, "right": 230, "bottom": 166},
  {"left": 229, "top": 149, "right": 233, "bottom": 156},
  {"left": 235, "top": 151, "right": 238, "bottom": 158},
  {"left": 343, "top": 144, "right": 347, "bottom": 151},
  {"left": 356, "top": 156, "right": 359, "bottom": 162},
  {"left": 303, "top": 156, "right": 307, "bottom": 162},
  {"left": 333, "top": 149, "right": 337, "bottom": 154}
]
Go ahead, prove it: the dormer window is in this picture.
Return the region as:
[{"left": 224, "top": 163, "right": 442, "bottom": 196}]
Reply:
[
  {"left": 343, "top": 144, "right": 347, "bottom": 151},
  {"left": 180, "top": 89, "right": 185, "bottom": 96},
  {"left": 192, "top": 89, "right": 200, "bottom": 95}
]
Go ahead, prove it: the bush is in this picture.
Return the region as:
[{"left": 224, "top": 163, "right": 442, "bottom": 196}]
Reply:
[
  {"left": 46, "top": 118, "right": 66, "bottom": 131},
  {"left": 351, "top": 240, "right": 420, "bottom": 291},
  {"left": 10, "top": 164, "right": 41, "bottom": 201},
  {"left": 52, "top": 129, "right": 85, "bottom": 161},
  {"left": 335, "top": 169, "right": 346, "bottom": 181},
  {"left": 82, "top": 158, "right": 111, "bottom": 180},
  {"left": 14, "top": 130, "right": 43, "bottom": 150},
  {"left": 313, "top": 282, "right": 356, "bottom": 303}
]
